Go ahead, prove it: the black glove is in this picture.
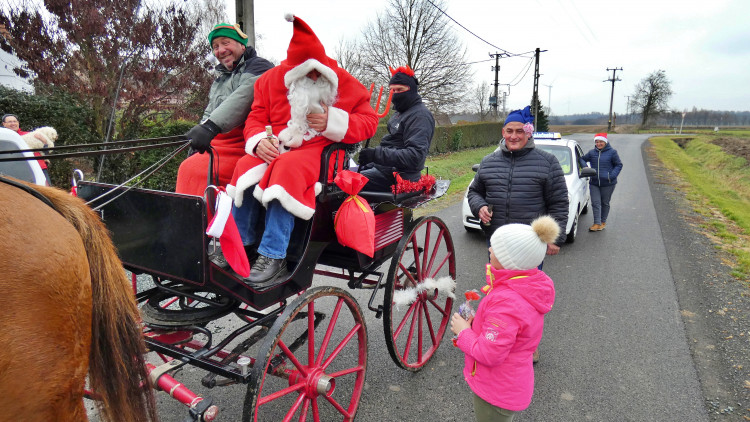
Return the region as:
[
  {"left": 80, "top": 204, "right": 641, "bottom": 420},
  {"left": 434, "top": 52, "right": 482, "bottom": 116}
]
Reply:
[
  {"left": 358, "top": 147, "right": 376, "bottom": 165},
  {"left": 186, "top": 120, "right": 221, "bottom": 154}
]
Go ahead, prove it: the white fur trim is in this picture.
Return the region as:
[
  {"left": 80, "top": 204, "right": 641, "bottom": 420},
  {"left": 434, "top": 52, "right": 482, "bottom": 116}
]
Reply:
[
  {"left": 232, "top": 163, "right": 269, "bottom": 207},
  {"left": 284, "top": 59, "right": 338, "bottom": 90},
  {"left": 391, "top": 276, "right": 457, "bottom": 309},
  {"left": 257, "top": 184, "right": 316, "bottom": 220},
  {"left": 314, "top": 182, "right": 322, "bottom": 196},
  {"left": 278, "top": 127, "right": 302, "bottom": 149},
  {"left": 226, "top": 184, "right": 236, "bottom": 200},
  {"left": 206, "top": 191, "right": 233, "bottom": 238},
  {"left": 321, "top": 106, "right": 349, "bottom": 142},
  {"left": 594, "top": 135, "right": 608, "bottom": 143},
  {"left": 245, "top": 131, "right": 267, "bottom": 156}
]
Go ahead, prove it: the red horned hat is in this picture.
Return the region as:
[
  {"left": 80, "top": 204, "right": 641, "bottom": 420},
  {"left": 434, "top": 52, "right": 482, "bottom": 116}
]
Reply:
[
  {"left": 282, "top": 14, "right": 339, "bottom": 89},
  {"left": 389, "top": 66, "right": 415, "bottom": 77}
]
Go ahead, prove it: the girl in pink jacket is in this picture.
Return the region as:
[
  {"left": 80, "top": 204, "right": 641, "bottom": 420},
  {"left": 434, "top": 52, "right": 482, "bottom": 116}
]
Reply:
[{"left": 451, "top": 216, "right": 559, "bottom": 422}]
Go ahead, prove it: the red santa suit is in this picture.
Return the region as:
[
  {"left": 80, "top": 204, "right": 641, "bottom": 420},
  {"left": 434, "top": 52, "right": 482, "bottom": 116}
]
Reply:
[{"left": 227, "top": 15, "right": 378, "bottom": 220}]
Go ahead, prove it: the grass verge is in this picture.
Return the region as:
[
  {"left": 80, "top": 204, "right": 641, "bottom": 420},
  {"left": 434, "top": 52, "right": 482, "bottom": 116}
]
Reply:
[
  {"left": 649, "top": 135, "right": 750, "bottom": 281},
  {"left": 414, "top": 145, "right": 497, "bottom": 216}
]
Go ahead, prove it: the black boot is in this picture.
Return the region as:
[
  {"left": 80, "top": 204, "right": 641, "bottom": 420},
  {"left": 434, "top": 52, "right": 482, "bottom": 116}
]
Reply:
[
  {"left": 246, "top": 255, "right": 288, "bottom": 289},
  {"left": 208, "top": 242, "right": 229, "bottom": 269}
]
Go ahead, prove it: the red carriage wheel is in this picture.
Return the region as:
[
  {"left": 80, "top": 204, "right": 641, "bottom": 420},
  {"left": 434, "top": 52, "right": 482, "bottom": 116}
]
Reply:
[
  {"left": 244, "top": 287, "right": 368, "bottom": 422},
  {"left": 383, "top": 216, "right": 456, "bottom": 371}
]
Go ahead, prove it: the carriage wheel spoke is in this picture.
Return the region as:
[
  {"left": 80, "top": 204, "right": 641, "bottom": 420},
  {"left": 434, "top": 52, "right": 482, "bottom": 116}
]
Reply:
[
  {"left": 282, "top": 393, "right": 307, "bottom": 422},
  {"left": 315, "top": 298, "right": 344, "bottom": 366},
  {"left": 258, "top": 382, "right": 305, "bottom": 406},
  {"left": 307, "top": 302, "right": 315, "bottom": 366},
  {"left": 417, "top": 301, "right": 424, "bottom": 362},
  {"left": 410, "top": 236, "right": 422, "bottom": 282},
  {"left": 312, "top": 398, "right": 321, "bottom": 422},
  {"left": 328, "top": 364, "right": 365, "bottom": 378},
  {"left": 429, "top": 253, "right": 451, "bottom": 280},
  {"left": 425, "top": 230, "right": 445, "bottom": 277},
  {"left": 402, "top": 301, "right": 420, "bottom": 361},
  {"left": 397, "top": 262, "right": 418, "bottom": 288},
  {"left": 278, "top": 340, "right": 309, "bottom": 376},
  {"left": 421, "top": 222, "right": 432, "bottom": 278},
  {"left": 427, "top": 297, "right": 449, "bottom": 316},
  {"left": 322, "top": 323, "right": 362, "bottom": 370},
  {"left": 423, "top": 300, "right": 437, "bottom": 346},
  {"left": 393, "top": 300, "right": 418, "bottom": 339},
  {"left": 298, "top": 397, "right": 310, "bottom": 422},
  {"left": 324, "top": 393, "right": 353, "bottom": 419}
]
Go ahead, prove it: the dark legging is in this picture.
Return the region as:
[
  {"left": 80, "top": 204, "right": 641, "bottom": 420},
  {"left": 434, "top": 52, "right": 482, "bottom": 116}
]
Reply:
[{"left": 590, "top": 184, "right": 616, "bottom": 225}]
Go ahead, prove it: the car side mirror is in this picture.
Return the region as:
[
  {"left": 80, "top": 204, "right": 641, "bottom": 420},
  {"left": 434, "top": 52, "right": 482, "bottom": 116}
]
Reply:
[
  {"left": 472, "top": 164, "right": 480, "bottom": 172},
  {"left": 580, "top": 167, "right": 597, "bottom": 178}
]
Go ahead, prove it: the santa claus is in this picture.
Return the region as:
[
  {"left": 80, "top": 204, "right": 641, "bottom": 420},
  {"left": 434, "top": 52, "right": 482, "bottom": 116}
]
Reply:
[{"left": 226, "top": 14, "right": 378, "bottom": 288}]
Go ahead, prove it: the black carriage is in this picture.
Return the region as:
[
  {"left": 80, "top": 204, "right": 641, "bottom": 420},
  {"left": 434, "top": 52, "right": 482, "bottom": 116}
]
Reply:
[{"left": 76, "top": 143, "right": 455, "bottom": 421}]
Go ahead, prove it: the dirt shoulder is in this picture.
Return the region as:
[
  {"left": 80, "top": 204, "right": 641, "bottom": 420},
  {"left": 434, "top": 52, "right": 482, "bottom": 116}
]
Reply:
[{"left": 644, "top": 140, "right": 749, "bottom": 421}]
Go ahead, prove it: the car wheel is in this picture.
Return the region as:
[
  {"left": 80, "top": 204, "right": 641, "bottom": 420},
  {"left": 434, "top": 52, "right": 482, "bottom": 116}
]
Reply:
[{"left": 565, "top": 214, "right": 578, "bottom": 243}]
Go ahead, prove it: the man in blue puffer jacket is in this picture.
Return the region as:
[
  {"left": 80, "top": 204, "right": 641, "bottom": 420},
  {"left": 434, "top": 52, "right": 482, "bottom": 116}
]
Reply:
[
  {"left": 582, "top": 132, "right": 623, "bottom": 231},
  {"left": 467, "top": 106, "right": 569, "bottom": 255}
]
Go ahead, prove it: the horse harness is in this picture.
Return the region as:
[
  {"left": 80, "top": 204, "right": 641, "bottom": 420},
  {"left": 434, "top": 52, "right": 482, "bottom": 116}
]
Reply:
[{"left": 0, "top": 175, "right": 57, "bottom": 211}]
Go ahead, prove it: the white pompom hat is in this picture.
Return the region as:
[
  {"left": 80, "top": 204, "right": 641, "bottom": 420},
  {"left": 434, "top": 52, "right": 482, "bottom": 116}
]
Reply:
[{"left": 490, "top": 216, "right": 560, "bottom": 270}]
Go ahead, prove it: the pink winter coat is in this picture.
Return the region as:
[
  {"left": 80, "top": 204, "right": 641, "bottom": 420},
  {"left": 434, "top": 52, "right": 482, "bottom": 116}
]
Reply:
[{"left": 456, "top": 266, "right": 555, "bottom": 411}]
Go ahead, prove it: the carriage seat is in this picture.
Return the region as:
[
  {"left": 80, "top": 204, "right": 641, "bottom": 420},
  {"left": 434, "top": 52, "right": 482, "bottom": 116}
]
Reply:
[{"left": 0, "top": 128, "right": 47, "bottom": 186}]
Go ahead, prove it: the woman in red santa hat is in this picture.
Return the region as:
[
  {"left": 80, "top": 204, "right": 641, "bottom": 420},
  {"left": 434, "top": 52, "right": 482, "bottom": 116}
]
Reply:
[{"left": 226, "top": 14, "right": 378, "bottom": 288}]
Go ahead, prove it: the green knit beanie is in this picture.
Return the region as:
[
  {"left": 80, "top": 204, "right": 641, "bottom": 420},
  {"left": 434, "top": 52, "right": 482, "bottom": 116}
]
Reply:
[{"left": 208, "top": 23, "right": 248, "bottom": 46}]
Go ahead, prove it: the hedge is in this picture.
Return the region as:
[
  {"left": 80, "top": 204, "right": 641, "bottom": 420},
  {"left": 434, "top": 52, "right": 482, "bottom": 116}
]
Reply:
[{"left": 367, "top": 121, "right": 503, "bottom": 154}]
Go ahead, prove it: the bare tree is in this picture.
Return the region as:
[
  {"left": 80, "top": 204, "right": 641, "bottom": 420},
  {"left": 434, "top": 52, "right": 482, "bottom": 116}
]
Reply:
[
  {"left": 629, "top": 70, "right": 673, "bottom": 127},
  {"left": 474, "top": 81, "right": 492, "bottom": 121},
  {"left": 0, "top": 0, "right": 218, "bottom": 138},
  {"left": 347, "top": 0, "right": 472, "bottom": 114}
]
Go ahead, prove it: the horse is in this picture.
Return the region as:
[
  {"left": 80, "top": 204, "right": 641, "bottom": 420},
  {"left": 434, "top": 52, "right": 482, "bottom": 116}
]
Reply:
[{"left": 0, "top": 178, "right": 158, "bottom": 422}]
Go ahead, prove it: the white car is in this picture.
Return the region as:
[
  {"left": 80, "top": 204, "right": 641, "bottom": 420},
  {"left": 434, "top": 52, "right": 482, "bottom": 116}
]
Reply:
[{"left": 461, "top": 132, "right": 596, "bottom": 243}]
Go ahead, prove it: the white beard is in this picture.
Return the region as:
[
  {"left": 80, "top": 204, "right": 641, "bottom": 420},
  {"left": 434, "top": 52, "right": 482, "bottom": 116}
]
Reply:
[{"left": 280, "top": 77, "right": 337, "bottom": 149}]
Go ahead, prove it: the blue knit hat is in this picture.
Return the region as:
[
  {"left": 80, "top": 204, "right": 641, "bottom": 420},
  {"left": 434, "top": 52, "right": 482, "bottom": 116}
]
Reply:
[{"left": 504, "top": 106, "right": 534, "bottom": 125}]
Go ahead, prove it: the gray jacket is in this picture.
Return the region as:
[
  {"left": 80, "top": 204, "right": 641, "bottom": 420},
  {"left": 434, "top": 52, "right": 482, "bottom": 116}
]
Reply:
[{"left": 202, "top": 46, "right": 274, "bottom": 132}]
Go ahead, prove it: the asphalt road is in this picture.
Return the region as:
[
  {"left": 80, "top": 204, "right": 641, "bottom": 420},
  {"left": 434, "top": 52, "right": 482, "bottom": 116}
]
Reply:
[{"left": 91, "top": 133, "right": 721, "bottom": 421}]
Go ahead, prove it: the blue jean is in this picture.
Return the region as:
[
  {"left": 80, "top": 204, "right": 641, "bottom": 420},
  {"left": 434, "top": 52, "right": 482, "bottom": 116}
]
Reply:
[
  {"left": 232, "top": 189, "right": 295, "bottom": 259},
  {"left": 590, "top": 184, "right": 616, "bottom": 225}
]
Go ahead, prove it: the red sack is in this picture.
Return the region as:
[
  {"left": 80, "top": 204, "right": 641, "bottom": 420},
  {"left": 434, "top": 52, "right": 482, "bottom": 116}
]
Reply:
[{"left": 334, "top": 170, "right": 375, "bottom": 257}]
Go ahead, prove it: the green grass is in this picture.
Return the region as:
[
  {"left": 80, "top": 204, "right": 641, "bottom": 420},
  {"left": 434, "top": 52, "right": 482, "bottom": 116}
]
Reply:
[
  {"left": 650, "top": 135, "right": 750, "bottom": 280},
  {"left": 416, "top": 145, "right": 497, "bottom": 214}
]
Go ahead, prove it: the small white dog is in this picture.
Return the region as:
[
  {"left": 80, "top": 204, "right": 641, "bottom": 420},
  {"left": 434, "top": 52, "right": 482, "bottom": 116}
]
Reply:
[{"left": 21, "top": 126, "right": 58, "bottom": 150}]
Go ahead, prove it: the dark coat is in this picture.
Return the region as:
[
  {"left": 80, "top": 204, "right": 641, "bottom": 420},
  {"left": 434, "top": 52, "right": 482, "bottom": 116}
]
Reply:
[
  {"left": 467, "top": 139, "right": 569, "bottom": 244},
  {"left": 362, "top": 101, "right": 434, "bottom": 181},
  {"left": 582, "top": 143, "right": 623, "bottom": 187}
]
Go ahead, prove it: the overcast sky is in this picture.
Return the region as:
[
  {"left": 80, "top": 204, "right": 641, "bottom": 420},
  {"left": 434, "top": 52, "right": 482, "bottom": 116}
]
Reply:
[{"left": 236, "top": 0, "right": 749, "bottom": 115}]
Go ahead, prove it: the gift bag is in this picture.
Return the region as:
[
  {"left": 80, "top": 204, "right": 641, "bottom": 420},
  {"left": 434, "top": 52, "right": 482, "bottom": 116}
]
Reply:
[{"left": 333, "top": 170, "right": 375, "bottom": 257}]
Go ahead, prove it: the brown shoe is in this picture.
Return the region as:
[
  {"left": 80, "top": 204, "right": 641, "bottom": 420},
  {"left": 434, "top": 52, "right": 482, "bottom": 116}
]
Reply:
[
  {"left": 600, "top": 222, "right": 607, "bottom": 229},
  {"left": 532, "top": 349, "right": 540, "bottom": 364},
  {"left": 588, "top": 224, "right": 601, "bottom": 231}
]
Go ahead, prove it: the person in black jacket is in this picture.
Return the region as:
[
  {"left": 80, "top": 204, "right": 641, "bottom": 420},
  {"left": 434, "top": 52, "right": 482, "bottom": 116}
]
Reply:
[
  {"left": 357, "top": 66, "right": 434, "bottom": 191},
  {"left": 467, "top": 106, "right": 569, "bottom": 258}
]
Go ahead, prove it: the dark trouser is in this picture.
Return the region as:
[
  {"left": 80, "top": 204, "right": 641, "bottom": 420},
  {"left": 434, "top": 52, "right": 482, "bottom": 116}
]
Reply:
[
  {"left": 360, "top": 167, "right": 395, "bottom": 192},
  {"left": 472, "top": 392, "right": 516, "bottom": 422},
  {"left": 590, "top": 184, "right": 616, "bottom": 225}
]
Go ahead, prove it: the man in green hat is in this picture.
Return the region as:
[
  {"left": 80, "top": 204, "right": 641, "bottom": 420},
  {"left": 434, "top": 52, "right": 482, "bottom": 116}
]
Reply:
[{"left": 176, "top": 23, "right": 274, "bottom": 196}]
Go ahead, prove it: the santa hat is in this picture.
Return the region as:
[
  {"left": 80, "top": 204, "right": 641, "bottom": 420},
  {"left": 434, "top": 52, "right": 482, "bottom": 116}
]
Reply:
[
  {"left": 282, "top": 14, "right": 338, "bottom": 89},
  {"left": 490, "top": 216, "right": 560, "bottom": 270},
  {"left": 594, "top": 133, "right": 608, "bottom": 143}
]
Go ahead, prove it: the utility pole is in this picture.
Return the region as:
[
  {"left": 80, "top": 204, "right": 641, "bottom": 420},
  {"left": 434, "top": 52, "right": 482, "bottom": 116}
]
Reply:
[
  {"left": 489, "top": 52, "right": 502, "bottom": 118},
  {"left": 604, "top": 67, "right": 622, "bottom": 131},
  {"left": 624, "top": 95, "right": 630, "bottom": 124},
  {"left": 235, "top": 0, "right": 255, "bottom": 47},
  {"left": 532, "top": 48, "right": 541, "bottom": 120},
  {"left": 542, "top": 83, "right": 553, "bottom": 116}
]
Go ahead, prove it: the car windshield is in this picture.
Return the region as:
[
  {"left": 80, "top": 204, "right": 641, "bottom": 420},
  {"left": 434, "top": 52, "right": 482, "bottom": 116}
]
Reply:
[{"left": 537, "top": 144, "right": 573, "bottom": 175}]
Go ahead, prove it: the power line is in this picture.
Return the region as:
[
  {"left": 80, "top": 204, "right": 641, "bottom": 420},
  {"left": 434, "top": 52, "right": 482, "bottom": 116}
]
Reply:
[{"left": 426, "top": 0, "right": 514, "bottom": 56}]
